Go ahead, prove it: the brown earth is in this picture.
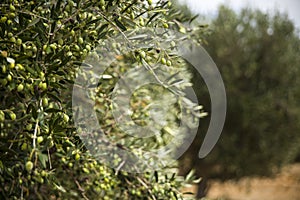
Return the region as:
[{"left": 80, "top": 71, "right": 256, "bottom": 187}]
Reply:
[{"left": 182, "top": 164, "right": 300, "bottom": 200}]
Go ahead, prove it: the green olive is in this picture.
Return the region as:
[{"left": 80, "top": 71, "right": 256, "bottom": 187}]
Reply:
[
  {"left": 2, "top": 65, "right": 6, "bottom": 73},
  {"left": 38, "top": 82, "right": 47, "bottom": 91},
  {"left": 0, "top": 111, "right": 5, "bottom": 122},
  {"left": 9, "top": 4, "right": 16, "bottom": 12},
  {"left": 25, "top": 161, "right": 33, "bottom": 172},
  {"left": 21, "top": 143, "right": 27, "bottom": 150},
  {"left": 66, "top": 51, "right": 73, "bottom": 57},
  {"left": 10, "top": 37, "right": 16, "bottom": 43},
  {"left": 16, "top": 38, "right": 22, "bottom": 45},
  {"left": 9, "top": 62, "right": 15, "bottom": 69},
  {"left": 100, "top": 0, "right": 105, "bottom": 6},
  {"left": 140, "top": 51, "right": 146, "bottom": 58},
  {"left": 62, "top": 113, "right": 69, "bottom": 122},
  {"left": 26, "top": 123, "right": 32, "bottom": 131},
  {"left": 9, "top": 13, "right": 16, "bottom": 18},
  {"left": 78, "top": 37, "right": 84, "bottom": 44},
  {"left": 42, "top": 97, "right": 49, "bottom": 107},
  {"left": 163, "top": 23, "right": 169, "bottom": 28},
  {"left": 139, "top": 18, "right": 145, "bottom": 26},
  {"left": 9, "top": 112, "right": 16, "bottom": 120},
  {"left": 0, "top": 16, "right": 7, "bottom": 23},
  {"left": 85, "top": 44, "right": 91, "bottom": 51},
  {"left": 7, "top": 32, "right": 13, "bottom": 38},
  {"left": 75, "top": 153, "right": 80, "bottom": 161},
  {"left": 166, "top": 60, "right": 172, "bottom": 66},
  {"left": 17, "top": 83, "right": 24, "bottom": 92},
  {"left": 7, "top": 74, "right": 12, "bottom": 82},
  {"left": 58, "top": 38, "right": 64, "bottom": 45},
  {"left": 70, "top": 30, "right": 75, "bottom": 36},
  {"left": 37, "top": 136, "right": 43, "bottom": 144}
]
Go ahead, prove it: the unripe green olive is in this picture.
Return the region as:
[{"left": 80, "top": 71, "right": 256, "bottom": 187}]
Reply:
[
  {"left": 78, "top": 37, "right": 84, "bottom": 44},
  {"left": 16, "top": 64, "right": 24, "bottom": 71},
  {"left": 166, "top": 60, "right": 172, "bottom": 66},
  {"left": 75, "top": 153, "right": 80, "bottom": 161},
  {"left": 130, "top": 12, "right": 135, "bottom": 19},
  {"left": 9, "top": 112, "right": 16, "bottom": 120},
  {"left": 161, "top": 57, "right": 167, "bottom": 65},
  {"left": 0, "top": 111, "right": 5, "bottom": 122},
  {"left": 9, "top": 4, "right": 16, "bottom": 11},
  {"left": 62, "top": 113, "right": 69, "bottom": 123},
  {"left": 7, "top": 74, "right": 12, "bottom": 82},
  {"left": 2, "top": 65, "right": 6, "bottom": 73},
  {"left": 38, "top": 82, "right": 47, "bottom": 91},
  {"left": 32, "top": 46, "right": 37, "bottom": 53},
  {"left": 37, "top": 136, "right": 43, "bottom": 144},
  {"left": 0, "top": 16, "right": 7, "bottom": 23},
  {"left": 16, "top": 38, "right": 22, "bottom": 45},
  {"left": 41, "top": 170, "right": 47, "bottom": 177},
  {"left": 70, "top": 30, "right": 75, "bottom": 36},
  {"left": 85, "top": 44, "right": 91, "bottom": 51},
  {"left": 9, "top": 62, "right": 15, "bottom": 69},
  {"left": 17, "top": 83, "right": 24, "bottom": 92},
  {"left": 66, "top": 51, "right": 73, "bottom": 57},
  {"left": 37, "top": 177, "right": 44, "bottom": 184},
  {"left": 163, "top": 23, "right": 169, "bottom": 28},
  {"left": 7, "top": 32, "right": 13, "bottom": 38},
  {"left": 100, "top": 0, "right": 105, "bottom": 6},
  {"left": 140, "top": 51, "right": 146, "bottom": 58},
  {"left": 42, "top": 97, "right": 49, "bottom": 107},
  {"left": 50, "top": 43, "right": 57, "bottom": 50},
  {"left": 9, "top": 13, "right": 16, "bottom": 18},
  {"left": 21, "top": 143, "right": 27, "bottom": 150},
  {"left": 9, "top": 37, "right": 16, "bottom": 43},
  {"left": 58, "top": 38, "right": 64, "bottom": 45},
  {"left": 139, "top": 18, "right": 145, "bottom": 26},
  {"left": 25, "top": 161, "right": 33, "bottom": 172},
  {"left": 74, "top": 44, "right": 80, "bottom": 51},
  {"left": 179, "top": 27, "right": 186, "bottom": 34}
]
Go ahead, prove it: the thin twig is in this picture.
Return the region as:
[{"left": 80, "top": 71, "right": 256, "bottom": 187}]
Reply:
[
  {"left": 33, "top": 99, "right": 42, "bottom": 149},
  {"left": 47, "top": 148, "right": 52, "bottom": 169},
  {"left": 74, "top": 179, "right": 89, "bottom": 200},
  {"left": 137, "top": 177, "right": 157, "bottom": 200},
  {"left": 33, "top": 119, "right": 39, "bottom": 149}
]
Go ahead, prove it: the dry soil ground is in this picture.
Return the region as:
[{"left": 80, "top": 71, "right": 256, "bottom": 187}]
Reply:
[{"left": 182, "top": 164, "right": 300, "bottom": 200}]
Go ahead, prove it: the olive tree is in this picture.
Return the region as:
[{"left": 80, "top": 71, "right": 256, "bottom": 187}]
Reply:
[{"left": 0, "top": 0, "right": 207, "bottom": 199}]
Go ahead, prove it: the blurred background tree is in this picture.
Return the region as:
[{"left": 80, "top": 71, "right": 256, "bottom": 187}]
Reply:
[{"left": 178, "top": 5, "right": 300, "bottom": 198}]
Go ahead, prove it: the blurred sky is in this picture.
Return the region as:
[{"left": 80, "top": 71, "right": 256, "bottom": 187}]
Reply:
[{"left": 177, "top": 0, "right": 300, "bottom": 28}]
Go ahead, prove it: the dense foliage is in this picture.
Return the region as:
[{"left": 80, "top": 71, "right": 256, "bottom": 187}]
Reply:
[
  {"left": 180, "top": 6, "right": 300, "bottom": 181},
  {"left": 0, "top": 0, "right": 207, "bottom": 199}
]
